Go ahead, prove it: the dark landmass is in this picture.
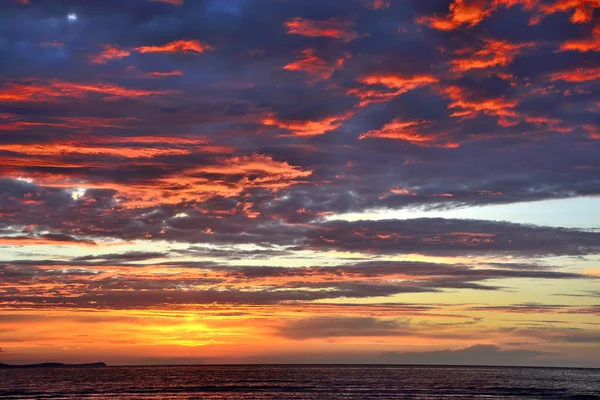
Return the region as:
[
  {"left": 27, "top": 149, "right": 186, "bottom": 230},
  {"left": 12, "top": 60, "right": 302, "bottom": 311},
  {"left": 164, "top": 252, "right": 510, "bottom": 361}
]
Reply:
[{"left": 0, "top": 362, "right": 107, "bottom": 369}]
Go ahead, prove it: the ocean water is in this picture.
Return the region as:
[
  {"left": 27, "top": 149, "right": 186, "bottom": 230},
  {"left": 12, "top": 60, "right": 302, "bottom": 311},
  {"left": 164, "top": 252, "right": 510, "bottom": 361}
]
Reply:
[{"left": 1, "top": 365, "right": 599, "bottom": 399}]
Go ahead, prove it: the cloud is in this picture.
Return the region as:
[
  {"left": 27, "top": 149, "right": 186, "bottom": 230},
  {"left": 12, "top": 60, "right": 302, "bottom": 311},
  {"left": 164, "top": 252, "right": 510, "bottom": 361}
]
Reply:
[
  {"left": 359, "top": 118, "right": 459, "bottom": 147},
  {"left": 532, "top": 0, "right": 600, "bottom": 24},
  {"left": 379, "top": 344, "right": 546, "bottom": 366},
  {"left": 417, "top": 0, "right": 599, "bottom": 30},
  {"left": 559, "top": 26, "right": 600, "bottom": 52},
  {"left": 0, "top": 80, "right": 174, "bottom": 102},
  {"left": 0, "top": 234, "right": 96, "bottom": 247},
  {"left": 469, "top": 303, "right": 600, "bottom": 315},
  {"left": 284, "top": 18, "right": 360, "bottom": 42},
  {"left": 417, "top": 0, "right": 494, "bottom": 31},
  {"left": 549, "top": 66, "right": 600, "bottom": 82},
  {"left": 275, "top": 316, "right": 410, "bottom": 339},
  {"left": 89, "top": 45, "right": 131, "bottom": 64},
  {"left": 0, "top": 0, "right": 599, "bottom": 365},
  {"left": 150, "top": 0, "right": 183, "bottom": 5},
  {"left": 262, "top": 112, "right": 354, "bottom": 136},
  {"left": 0, "top": 259, "right": 591, "bottom": 309},
  {"left": 308, "top": 218, "right": 600, "bottom": 257},
  {"left": 349, "top": 74, "right": 439, "bottom": 106},
  {"left": 135, "top": 40, "right": 213, "bottom": 54},
  {"left": 365, "top": 0, "right": 391, "bottom": 10},
  {"left": 450, "top": 39, "right": 534, "bottom": 72},
  {"left": 283, "top": 49, "right": 349, "bottom": 80}
]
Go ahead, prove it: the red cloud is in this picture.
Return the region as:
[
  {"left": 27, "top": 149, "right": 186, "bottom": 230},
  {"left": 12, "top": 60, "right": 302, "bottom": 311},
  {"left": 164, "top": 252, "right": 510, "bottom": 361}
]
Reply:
[
  {"left": 89, "top": 45, "right": 131, "bottom": 64},
  {"left": 192, "top": 154, "right": 312, "bottom": 179},
  {"left": 262, "top": 112, "right": 354, "bottom": 136},
  {"left": 283, "top": 49, "right": 349, "bottom": 80},
  {"left": 559, "top": 26, "right": 600, "bottom": 52},
  {"left": 494, "top": 0, "right": 538, "bottom": 9},
  {"left": 550, "top": 66, "right": 600, "bottom": 81},
  {"left": 443, "top": 86, "right": 519, "bottom": 126},
  {"left": 0, "top": 235, "right": 96, "bottom": 247},
  {"left": 451, "top": 40, "right": 534, "bottom": 72},
  {"left": 359, "top": 118, "right": 459, "bottom": 148},
  {"left": 3, "top": 152, "right": 311, "bottom": 209},
  {"left": 135, "top": 40, "right": 213, "bottom": 54},
  {"left": 0, "top": 143, "right": 192, "bottom": 159},
  {"left": 144, "top": 70, "right": 184, "bottom": 78},
  {"left": 0, "top": 134, "right": 232, "bottom": 159},
  {"left": 284, "top": 18, "right": 360, "bottom": 42},
  {"left": 418, "top": 0, "right": 597, "bottom": 30},
  {"left": 365, "top": 0, "right": 391, "bottom": 10},
  {"left": 0, "top": 80, "right": 175, "bottom": 102},
  {"left": 417, "top": 0, "right": 494, "bottom": 30},
  {"left": 349, "top": 74, "right": 439, "bottom": 106},
  {"left": 360, "top": 119, "right": 434, "bottom": 142},
  {"left": 531, "top": 0, "right": 600, "bottom": 24},
  {"left": 584, "top": 125, "right": 600, "bottom": 139}
]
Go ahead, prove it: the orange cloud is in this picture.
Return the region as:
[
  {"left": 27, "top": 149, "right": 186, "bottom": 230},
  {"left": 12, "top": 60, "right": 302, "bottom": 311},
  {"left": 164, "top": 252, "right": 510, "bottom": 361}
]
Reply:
[
  {"left": 444, "top": 85, "right": 519, "bottom": 126},
  {"left": 359, "top": 118, "right": 459, "bottom": 147},
  {"left": 360, "top": 119, "right": 433, "bottom": 142},
  {"left": 550, "top": 66, "right": 600, "bottom": 81},
  {"left": 262, "top": 112, "right": 353, "bottom": 136},
  {"left": 559, "top": 26, "right": 600, "bottom": 52},
  {"left": 349, "top": 74, "right": 439, "bottom": 106},
  {"left": 0, "top": 134, "right": 232, "bottom": 160},
  {"left": 144, "top": 70, "right": 184, "bottom": 78},
  {"left": 89, "top": 45, "right": 131, "bottom": 64},
  {"left": 0, "top": 80, "right": 175, "bottom": 102},
  {"left": 192, "top": 154, "right": 312, "bottom": 179},
  {"left": 531, "top": 0, "right": 600, "bottom": 24},
  {"left": 417, "top": 0, "right": 493, "bottom": 30},
  {"left": 417, "top": 0, "right": 600, "bottom": 31},
  {"left": 54, "top": 117, "right": 139, "bottom": 130},
  {"left": 0, "top": 119, "right": 78, "bottom": 131},
  {"left": 493, "top": 0, "right": 539, "bottom": 9},
  {"left": 283, "top": 49, "right": 349, "bottom": 80},
  {"left": 96, "top": 136, "right": 212, "bottom": 145},
  {"left": 0, "top": 235, "right": 96, "bottom": 247},
  {"left": 451, "top": 40, "right": 534, "bottom": 72},
  {"left": 135, "top": 40, "right": 213, "bottom": 54},
  {"left": 418, "top": 0, "right": 596, "bottom": 29},
  {"left": 0, "top": 143, "right": 192, "bottom": 159},
  {"left": 284, "top": 18, "right": 360, "bottom": 42},
  {"left": 4, "top": 154, "right": 311, "bottom": 209},
  {"left": 0, "top": 115, "right": 138, "bottom": 133}
]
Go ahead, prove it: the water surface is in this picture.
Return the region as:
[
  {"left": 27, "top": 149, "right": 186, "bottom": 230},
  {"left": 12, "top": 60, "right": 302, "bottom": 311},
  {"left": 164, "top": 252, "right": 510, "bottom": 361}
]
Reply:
[{"left": 1, "top": 365, "right": 599, "bottom": 399}]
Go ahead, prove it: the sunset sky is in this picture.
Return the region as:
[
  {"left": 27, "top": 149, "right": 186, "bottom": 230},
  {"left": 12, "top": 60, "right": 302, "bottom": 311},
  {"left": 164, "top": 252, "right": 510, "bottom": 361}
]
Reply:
[{"left": 1, "top": 0, "right": 599, "bottom": 367}]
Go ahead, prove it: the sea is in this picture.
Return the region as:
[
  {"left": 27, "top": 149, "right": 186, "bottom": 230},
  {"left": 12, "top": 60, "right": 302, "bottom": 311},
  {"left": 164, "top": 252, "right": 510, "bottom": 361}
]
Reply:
[{"left": 1, "top": 365, "right": 599, "bottom": 399}]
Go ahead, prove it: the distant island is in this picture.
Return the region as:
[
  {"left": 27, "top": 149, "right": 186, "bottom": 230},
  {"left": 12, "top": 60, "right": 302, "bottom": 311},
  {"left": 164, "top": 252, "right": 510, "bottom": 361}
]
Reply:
[{"left": 0, "top": 362, "right": 107, "bottom": 369}]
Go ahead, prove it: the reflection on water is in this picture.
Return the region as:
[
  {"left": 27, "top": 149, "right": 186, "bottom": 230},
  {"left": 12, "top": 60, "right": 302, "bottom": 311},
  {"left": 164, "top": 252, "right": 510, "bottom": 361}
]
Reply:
[{"left": 1, "top": 365, "right": 599, "bottom": 399}]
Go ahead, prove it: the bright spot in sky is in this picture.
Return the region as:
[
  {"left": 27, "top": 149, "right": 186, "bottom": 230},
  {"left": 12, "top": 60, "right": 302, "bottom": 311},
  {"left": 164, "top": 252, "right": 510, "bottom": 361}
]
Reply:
[
  {"left": 70, "top": 188, "right": 86, "bottom": 200},
  {"left": 67, "top": 13, "right": 78, "bottom": 21},
  {"left": 16, "top": 177, "right": 34, "bottom": 183}
]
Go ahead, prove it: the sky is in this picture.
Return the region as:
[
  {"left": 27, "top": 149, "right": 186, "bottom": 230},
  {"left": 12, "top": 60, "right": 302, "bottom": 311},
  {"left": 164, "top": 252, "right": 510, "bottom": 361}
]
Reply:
[{"left": 0, "top": 0, "right": 599, "bottom": 367}]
